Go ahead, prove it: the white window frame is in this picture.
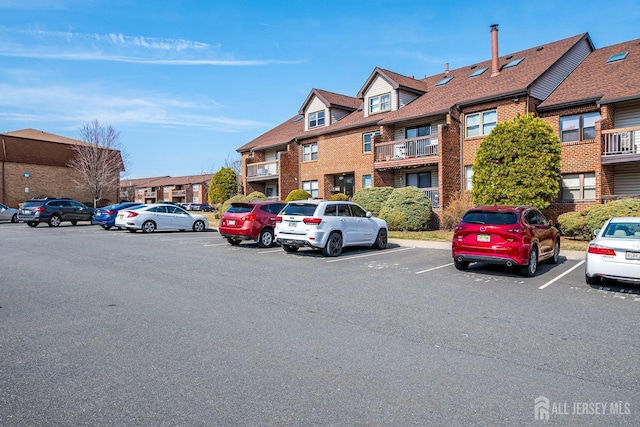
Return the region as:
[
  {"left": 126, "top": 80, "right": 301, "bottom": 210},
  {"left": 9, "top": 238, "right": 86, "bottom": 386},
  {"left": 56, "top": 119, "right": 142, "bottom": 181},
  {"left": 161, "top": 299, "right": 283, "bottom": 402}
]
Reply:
[
  {"left": 192, "top": 184, "right": 200, "bottom": 191},
  {"left": 303, "top": 142, "right": 318, "bottom": 162},
  {"left": 369, "top": 93, "right": 391, "bottom": 114},
  {"left": 560, "top": 112, "right": 600, "bottom": 142},
  {"left": 465, "top": 109, "right": 497, "bottom": 137},
  {"left": 560, "top": 172, "right": 596, "bottom": 200},
  {"left": 465, "top": 166, "right": 474, "bottom": 190},
  {"left": 362, "top": 174, "right": 372, "bottom": 189},
  {"left": 362, "top": 131, "right": 379, "bottom": 153},
  {"left": 309, "top": 110, "right": 325, "bottom": 128},
  {"left": 302, "top": 180, "right": 318, "bottom": 198}
]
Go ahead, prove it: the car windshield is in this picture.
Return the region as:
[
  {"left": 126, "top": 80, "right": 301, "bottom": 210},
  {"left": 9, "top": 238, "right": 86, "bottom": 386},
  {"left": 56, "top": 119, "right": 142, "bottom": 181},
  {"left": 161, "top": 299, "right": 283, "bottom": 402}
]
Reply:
[
  {"left": 280, "top": 203, "right": 318, "bottom": 216},
  {"left": 462, "top": 211, "right": 518, "bottom": 225},
  {"left": 227, "top": 204, "right": 254, "bottom": 214},
  {"left": 603, "top": 222, "right": 640, "bottom": 238}
]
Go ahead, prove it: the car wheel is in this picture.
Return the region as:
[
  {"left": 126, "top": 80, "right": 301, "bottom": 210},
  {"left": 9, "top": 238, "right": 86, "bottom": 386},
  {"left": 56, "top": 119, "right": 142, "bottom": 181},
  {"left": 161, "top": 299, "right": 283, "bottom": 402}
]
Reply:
[
  {"left": 227, "top": 238, "right": 241, "bottom": 246},
  {"left": 373, "top": 228, "right": 387, "bottom": 250},
  {"left": 141, "top": 221, "right": 156, "bottom": 233},
  {"left": 27, "top": 221, "right": 38, "bottom": 227},
  {"left": 257, "top": 228, "right": 274, "bottom": 248},
  {"left": 585, "top": 274, "right": 600, "bottom": 285},
  {"left": 102, "top": 225, "right": 112, "bottom": 230},
  {"left": 71, "top": 220, "right": 78, "bottom": 226},
  {"left": 192, "top": 220, "right": 206, "bottom": 232},
  {"left": 521, "top": 246, "right": 538, "bottom": 277},
  {"left": 548, "top": 238, "right": 560, "bottom": 264},
  {"left": 48, "top": 215, "right": 62, "bottom": 227},
  {"left": 11, "top": 213, "right": 18, "bottom": 223},
  {"left": 323, "top": 231, "right": 343, "bottom": 257},
  {"left": 282, "top": 244, "right": 299, "bottom": 253},
  {"left": 454, "top": 258, "right": 469, "bottom": 271}
]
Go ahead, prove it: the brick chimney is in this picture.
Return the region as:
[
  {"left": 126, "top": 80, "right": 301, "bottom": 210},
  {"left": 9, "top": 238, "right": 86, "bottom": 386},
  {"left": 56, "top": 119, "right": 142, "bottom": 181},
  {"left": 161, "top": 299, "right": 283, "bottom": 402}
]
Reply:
[
  {"left": 445, "top": 62, "right": 449, "bottom": 74},
  {"left": 490, "top": 24, "right": 499, "bottom": 76}
]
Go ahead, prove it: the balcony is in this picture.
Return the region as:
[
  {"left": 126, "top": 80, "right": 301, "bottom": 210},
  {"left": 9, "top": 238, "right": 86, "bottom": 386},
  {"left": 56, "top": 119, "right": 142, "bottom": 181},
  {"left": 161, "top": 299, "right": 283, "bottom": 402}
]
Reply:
[
  {"left": 374, "top": 136, "right": 439, "bottom": 169},
  {"left": 421, "top": 187, "right": 439, "bottom": 209},
  {"left": 172, "top": 190, "right": 186, "bottom": 197},
  {"left": 246, "top": 160, "right": 279, "bottom": 182},
  {"left": 602, "top": 127, "right": 640, "bottom": 164},
  {"left": 144, "top": 191, "right": 156, "bottom": 198}
]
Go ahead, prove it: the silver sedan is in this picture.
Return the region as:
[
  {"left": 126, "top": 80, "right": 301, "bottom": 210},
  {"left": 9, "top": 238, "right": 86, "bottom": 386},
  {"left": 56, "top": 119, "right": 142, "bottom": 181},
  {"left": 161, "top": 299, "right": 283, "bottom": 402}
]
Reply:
[
  {"left": 585, "top": 217, "right": 640, "bottom": 285},
  {"left": 0, "top": 203, "right": 19, "bottom": 223},
  {"left": 115, "top": 203, "right": 209, "bottom": 233}
]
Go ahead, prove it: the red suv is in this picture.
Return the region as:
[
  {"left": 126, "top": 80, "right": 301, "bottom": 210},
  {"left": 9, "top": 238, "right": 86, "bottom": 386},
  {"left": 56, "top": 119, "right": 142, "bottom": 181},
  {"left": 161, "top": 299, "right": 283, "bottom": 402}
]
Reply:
[
  {"left": 219, "top": 201, "right": 286, "bottom": 247},
  {"left": 452, "top": 205, "right": 560, "bottom": 276}
]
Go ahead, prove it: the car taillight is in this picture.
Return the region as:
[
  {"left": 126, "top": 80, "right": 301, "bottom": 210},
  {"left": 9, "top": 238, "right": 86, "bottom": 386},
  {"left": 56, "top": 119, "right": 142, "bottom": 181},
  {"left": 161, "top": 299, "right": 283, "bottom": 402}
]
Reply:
[
  {"left": 34, "top": 207, "right": 46, "bottom": 212},
  {"left": 303, "top": 217, "right": 322, "bottom": 225},
  {"left": 105, "top": 210, "right": 116, "bottom": 215},
  {"left": 126, "top": 211, "right": 138, "bottom": 218},
  {"left": 275, "top": 216, "right": 283, "bottom": 223},
  {"left": 242, "top": 214, "right": 258, "bottom": 221},
  {"left": 505, "top": 227, "right": 524, "bottom": 234},
  {"left": 588, "top": 244, "right": 616, "bottom": 256}
]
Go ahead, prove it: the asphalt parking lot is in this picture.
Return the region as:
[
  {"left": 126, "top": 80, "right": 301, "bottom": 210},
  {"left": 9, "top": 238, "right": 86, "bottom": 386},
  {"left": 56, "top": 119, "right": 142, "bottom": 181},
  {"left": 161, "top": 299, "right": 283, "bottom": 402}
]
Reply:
[{"left": 1, "top": 222, "right": 639, "bottom": 425}]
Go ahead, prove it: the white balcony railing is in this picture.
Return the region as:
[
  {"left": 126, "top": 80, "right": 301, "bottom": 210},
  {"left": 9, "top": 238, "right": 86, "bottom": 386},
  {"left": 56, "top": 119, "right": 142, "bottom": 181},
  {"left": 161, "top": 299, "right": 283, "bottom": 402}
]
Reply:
[
  {"left": 246, "top": 160, "right": 279, "bottom": 179},
  {"left": 602, "top": 126, "right": 640, "bottom": 155},
  {"left": 421, "top": 187, "right": 439, "bottom": 208},
  {"left": 375, "top": 136, "right": 438, "bottom": 162}
]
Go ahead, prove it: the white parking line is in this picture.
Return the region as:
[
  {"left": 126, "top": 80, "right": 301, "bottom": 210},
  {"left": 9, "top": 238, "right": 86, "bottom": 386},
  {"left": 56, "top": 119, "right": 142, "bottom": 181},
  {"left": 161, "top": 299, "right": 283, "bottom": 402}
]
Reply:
[
  {"left": 539, "top": 260, "right": 585, "bottom": 289},
  {"left": 258, "top": 248, "right": 284, "bottom": 254},
  {"left": 203, "top": 243, "right": 228, "bottom": 247},
  {"left": 325, "top": 247, "right": 412, "bottom": 263},
  {"left": 415, "top": 263, "right": 453, "bottom": 274}
]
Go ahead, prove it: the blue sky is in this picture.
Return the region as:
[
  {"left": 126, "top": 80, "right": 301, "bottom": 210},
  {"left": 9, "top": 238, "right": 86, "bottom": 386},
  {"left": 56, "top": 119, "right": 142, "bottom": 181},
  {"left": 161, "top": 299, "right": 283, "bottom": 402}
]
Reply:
[{"left": 1, "top": 0, "right": 638, "bottom": 179}]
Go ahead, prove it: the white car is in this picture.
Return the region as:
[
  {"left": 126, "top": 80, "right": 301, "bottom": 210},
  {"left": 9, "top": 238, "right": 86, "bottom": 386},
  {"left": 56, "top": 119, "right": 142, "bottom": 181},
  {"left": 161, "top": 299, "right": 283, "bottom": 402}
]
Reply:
[
  {"left": 0, "top": 203, "right": 19, "bottom": 223},
  {"left": 274, "top": 200, "right": 387, "bottom": 256},
  {"left": 585, "top": 217, "right": 640, "bottom": 285},
  {"left": 115, "top": 203, "right": 209, "bottom": 233}
]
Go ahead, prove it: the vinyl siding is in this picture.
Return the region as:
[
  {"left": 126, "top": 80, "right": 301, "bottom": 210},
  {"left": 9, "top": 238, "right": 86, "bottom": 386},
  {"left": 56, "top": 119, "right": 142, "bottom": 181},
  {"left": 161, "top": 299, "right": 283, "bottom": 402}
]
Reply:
[
  {"left": 363, "top": 76, "right": 395, "bottom": 118},
  {"left": 614, "top": 100, "right": 640, "bottom": 128},
  {"left": 331, "top": 109, "right": 350, "bottom": 124},
  {"left": 530, "top": 38, "right": 593, "bottom": 101},
  {"left": 305, "top": 97, "right": 328, "bottom": 131},
  {"left": 614, "top": 163, "right": 640, "bottom": 194},
  {"left": 399, "top": 90, "right": 419, "bottom": 108}
]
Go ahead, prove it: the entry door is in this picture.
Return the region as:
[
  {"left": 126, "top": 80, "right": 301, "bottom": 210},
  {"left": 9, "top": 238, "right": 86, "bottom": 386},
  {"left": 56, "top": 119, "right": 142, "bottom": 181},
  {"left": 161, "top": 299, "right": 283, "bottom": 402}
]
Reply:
[{"left": 334, "top": 174, "right": 355, "bottom": 196}]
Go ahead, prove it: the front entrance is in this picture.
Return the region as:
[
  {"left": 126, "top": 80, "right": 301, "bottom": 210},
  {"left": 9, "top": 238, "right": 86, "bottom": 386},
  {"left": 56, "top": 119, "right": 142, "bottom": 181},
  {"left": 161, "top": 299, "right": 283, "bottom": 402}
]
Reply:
[{"left": 334, "top": 174, "right": 355, "bottom": 196}]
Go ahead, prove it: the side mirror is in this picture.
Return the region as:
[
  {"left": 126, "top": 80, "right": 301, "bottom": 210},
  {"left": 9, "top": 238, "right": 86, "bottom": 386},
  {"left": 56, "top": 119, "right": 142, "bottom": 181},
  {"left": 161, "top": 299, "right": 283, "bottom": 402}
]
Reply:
[
  {"left": 366, "top": 212, "right": 372, "bottom": 218},
  {"left": 593, "top": 229, "right": 600, "bottom": 237},
  {"left": 547, "top": 219, "right": 554, "bottom": 227}
]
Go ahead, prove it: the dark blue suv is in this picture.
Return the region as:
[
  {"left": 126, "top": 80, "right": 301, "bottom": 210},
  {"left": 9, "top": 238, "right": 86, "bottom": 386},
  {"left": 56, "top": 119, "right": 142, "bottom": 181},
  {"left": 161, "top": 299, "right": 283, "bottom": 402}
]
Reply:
[{"left": 18, "top": 197, "right": 95, "bottom": 227}]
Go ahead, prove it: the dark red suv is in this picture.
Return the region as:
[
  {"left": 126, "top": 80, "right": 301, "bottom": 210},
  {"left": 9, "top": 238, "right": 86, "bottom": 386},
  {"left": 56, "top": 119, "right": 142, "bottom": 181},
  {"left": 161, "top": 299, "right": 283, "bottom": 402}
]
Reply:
[
  {"left": 219, "top": 201, "right": 286, "bottom": 247},
  {"left": 452, "top": 205, "right": 560, "bottom": 276}
]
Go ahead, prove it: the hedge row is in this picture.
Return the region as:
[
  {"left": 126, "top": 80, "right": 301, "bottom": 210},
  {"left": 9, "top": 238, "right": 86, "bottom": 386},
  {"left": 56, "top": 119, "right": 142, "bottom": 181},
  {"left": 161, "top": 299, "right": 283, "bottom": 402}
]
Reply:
[{"left": 557, "top": 199, "right": 640, "bottom": 240}]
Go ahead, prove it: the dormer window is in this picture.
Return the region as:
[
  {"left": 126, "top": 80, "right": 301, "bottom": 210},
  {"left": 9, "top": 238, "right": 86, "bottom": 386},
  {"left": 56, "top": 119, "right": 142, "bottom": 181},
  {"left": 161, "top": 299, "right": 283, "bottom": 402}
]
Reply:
[
  {"left": 369, "top": 93, "right": 391, "bottom": 114},
  {"left": 309, "top": 111, "right": 325, "bottom": 128}
]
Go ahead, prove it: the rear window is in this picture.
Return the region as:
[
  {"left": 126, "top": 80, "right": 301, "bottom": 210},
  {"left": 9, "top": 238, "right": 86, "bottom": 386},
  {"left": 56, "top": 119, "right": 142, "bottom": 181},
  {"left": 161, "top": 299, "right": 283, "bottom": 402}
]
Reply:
[
  {"left": 280, "top": 203, "right": 318, "bottom": 216},
  {"left": 462, "top": 211, "right": 518, "bottom": 225},
  {"left": 226, "top": 203, "right": 254, "bottom": 214},
  {"left": 22, "top": 201, "right": 43, "bottom": 207},
  {"left": 603, "top": 222, "right": 640, "bottom": 238}
]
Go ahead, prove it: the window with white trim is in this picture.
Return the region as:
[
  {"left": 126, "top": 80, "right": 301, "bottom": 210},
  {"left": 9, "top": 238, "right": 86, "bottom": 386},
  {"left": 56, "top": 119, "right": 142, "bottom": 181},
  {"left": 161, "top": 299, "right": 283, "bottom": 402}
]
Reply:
[
  {"left": 369, "top": 93, "right": 391, "bottom": 114},
  {"left": 303, "top": 142, "right": 318, "bottom": 161},
  {"left": 560, "top": 112, "right": 600, "bottom": 142},
  {"left": 362, "top": 174, "right": 372, "bottom": 189},
  {"left": 465, "top": 110, "right": 497, "bottom": 137},
  {"left": 302, "top": 180, "right": 318, "bottom": 198},
  {"left": 363, "top": 131, "right": 379, "bottom": 153},
  {"left": 192, "top": 184, "right": 200, "bottom": 191},
  {"left": 309, "top": 111, "right": 325, "bottom": 128},
  {"left": 561, "top": 172, "right": 596, "bottom": 200},
  {"left": 465, "top": 166, "right": 474, "bottom": 190}
]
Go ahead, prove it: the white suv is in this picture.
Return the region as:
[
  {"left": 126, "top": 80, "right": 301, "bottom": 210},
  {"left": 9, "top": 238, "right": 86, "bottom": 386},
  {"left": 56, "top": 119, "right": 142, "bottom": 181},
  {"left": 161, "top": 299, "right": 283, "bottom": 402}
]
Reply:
[{"left": 274, "top": 200, "right": 388, "bottom": 256}]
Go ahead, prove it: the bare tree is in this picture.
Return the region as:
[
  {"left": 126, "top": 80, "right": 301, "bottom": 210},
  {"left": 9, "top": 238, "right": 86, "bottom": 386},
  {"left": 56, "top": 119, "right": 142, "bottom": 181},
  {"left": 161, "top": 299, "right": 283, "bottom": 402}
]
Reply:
[
  {"left": 68, "top": 120, "right": 127, "bottom": 207},
  {"left": 224, "top": 153, "right": 242, "bottom": 194}
]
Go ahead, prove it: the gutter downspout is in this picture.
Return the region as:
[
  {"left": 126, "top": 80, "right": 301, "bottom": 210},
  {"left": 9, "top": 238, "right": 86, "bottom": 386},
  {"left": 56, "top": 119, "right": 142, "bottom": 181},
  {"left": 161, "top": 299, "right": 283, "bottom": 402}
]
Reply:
[{"left": 2, "top": 136, "right": 6, "bottom": 204}]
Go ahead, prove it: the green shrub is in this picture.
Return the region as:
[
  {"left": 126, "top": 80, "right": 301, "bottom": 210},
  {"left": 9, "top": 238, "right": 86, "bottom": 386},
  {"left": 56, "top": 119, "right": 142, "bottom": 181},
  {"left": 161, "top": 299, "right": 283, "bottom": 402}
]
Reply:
[
  {"left": 328, "top": 192, "right": 349, "bottom": 201},
  {"left": 557, "top": 211, "right": 590, "bottom": 240},
  {"left": 441, "top": 191, "right": 474, "bottom": 230},
  {"left": 557, "top": 199, "right": 640, "bottom": 241},
  {"left": 351, "top": 187, "right": 394, "bottom": 216},
  {"left": 285, "top": 189, "right": 311, "bottom": 202},
  {"left": 378, "top": 186, "right": 432, "bottom": 231},
  {"left": 219, "top": 194, "right": 246, "bottom": 215},
  {"left": 245, "top": 191, "right": 267, "bottom": 202}
]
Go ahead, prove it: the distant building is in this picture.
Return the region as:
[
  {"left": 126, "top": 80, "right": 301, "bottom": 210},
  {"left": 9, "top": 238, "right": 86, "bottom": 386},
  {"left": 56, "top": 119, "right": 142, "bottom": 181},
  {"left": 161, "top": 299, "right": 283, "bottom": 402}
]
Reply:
[
  {"left": 120, "top": 174, "right": 214, "bottom": 205},
  {"left": 1, "top": 128, "right": 124, "bottom": 207}
]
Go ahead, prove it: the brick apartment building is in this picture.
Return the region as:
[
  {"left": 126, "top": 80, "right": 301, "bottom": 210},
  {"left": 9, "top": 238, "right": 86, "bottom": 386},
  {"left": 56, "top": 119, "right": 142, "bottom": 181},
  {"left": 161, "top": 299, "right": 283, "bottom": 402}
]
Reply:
[
  {"left": 238, "top": 25, "right": 639, "bottom": 228},
  {"left": 119, "top": 174, "right": 214, "bottom": 205},
  {"left": 0, "top": 128, "right": 124, "bottom": 208}
]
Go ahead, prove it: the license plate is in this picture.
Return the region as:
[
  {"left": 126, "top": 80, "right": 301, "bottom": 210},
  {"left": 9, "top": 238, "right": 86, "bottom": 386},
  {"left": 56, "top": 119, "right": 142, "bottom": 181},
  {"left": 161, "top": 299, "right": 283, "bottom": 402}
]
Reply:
[
  {"left": 477, "top": 234, "right": 490, "bottom": 242},
  {"left": 23, "top": 210, "right": 31, "bottom": 214},
  {"left": 228, "top": 219, "right": 236, "bottom": 226},
  {"left": 288, "top": 222, "right": 297, "bottom": 227},
  {"left": 625, "top": 251, "right": 640, "bottom": 260}
]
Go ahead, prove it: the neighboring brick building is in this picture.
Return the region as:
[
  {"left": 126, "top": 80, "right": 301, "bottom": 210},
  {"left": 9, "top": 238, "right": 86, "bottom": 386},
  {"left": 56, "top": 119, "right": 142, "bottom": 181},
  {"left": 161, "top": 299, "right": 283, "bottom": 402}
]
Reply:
[
  {"left": 119, "top": 174, "right": 214, "bottom": 205},
  {"left": 237, "top": 26, "right": 639, "bottom": 228},
  {"left": 1, "top": 128, "right": 124, "bottom": 208}
]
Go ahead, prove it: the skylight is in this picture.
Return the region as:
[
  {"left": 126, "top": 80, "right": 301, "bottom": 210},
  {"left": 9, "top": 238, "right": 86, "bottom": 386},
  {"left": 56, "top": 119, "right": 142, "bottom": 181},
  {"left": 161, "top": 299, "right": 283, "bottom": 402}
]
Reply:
[
  {"left": 292, "top": 115, "right": 304, "bottom": 122},
  {"left": 436, "top": 76, "right": 454, "bottom": 86},
  {"left": 606, "top": 52, "right": 628, "bottom": 63},
  {"left": 469, "top": 67, "right": 488, "bottom": 78},
  {"left": 503, "top": 57, "right": 524, "bottom": 69}
]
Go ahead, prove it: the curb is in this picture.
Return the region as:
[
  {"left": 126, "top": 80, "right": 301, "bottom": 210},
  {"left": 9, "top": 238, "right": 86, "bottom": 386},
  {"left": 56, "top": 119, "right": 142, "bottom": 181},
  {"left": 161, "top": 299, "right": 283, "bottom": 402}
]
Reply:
[{"left": 388, "top": 238, "right": 585, "bottom": 261}]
